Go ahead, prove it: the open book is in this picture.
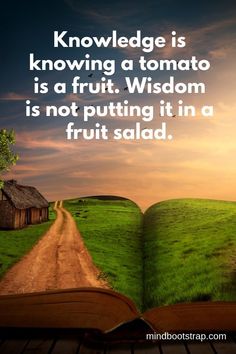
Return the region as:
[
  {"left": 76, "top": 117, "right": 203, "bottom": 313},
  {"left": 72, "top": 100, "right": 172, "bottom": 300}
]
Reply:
[
  {"left": 0, "top": 288, "right": 235, "bottom": 339},
  {"left": 0, "top": 195, "right": 236, "bottom": 335}
]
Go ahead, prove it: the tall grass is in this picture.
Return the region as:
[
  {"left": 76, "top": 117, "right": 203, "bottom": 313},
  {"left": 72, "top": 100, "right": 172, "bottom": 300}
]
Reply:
[{"left": 143, "top": 199, "right": 236, "bottom": 310}]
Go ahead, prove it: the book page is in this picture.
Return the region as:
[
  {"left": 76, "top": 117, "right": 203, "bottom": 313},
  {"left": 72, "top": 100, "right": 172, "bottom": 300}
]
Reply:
[{"left": 143, "top": 200, "right": 236, "bottom": 310}]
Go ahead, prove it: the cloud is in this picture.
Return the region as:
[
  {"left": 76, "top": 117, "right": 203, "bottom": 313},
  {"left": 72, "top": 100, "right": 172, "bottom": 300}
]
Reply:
[
  {"left": 64, "top": 0, "right": 144, "bottom": 27},
  {"left": 0, "top": 92, "right": 33, "bottom": 101},
  {"left": 209, "top": 49, "right": 228, "bottom": 59},
  {"left": 15, "top": 129, "right": 76, "bottom": 152},
  {"left": 118, "top": 15, "right": 236, "bottom": 61},
  {"left": 5, "top": 110, "right": 236, "bottom": 211}
]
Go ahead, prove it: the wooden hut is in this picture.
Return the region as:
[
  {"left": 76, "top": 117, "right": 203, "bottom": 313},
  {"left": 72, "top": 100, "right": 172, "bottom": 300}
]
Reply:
[{"left": 0, "top": 180, "right": 49, "bottom": 229}]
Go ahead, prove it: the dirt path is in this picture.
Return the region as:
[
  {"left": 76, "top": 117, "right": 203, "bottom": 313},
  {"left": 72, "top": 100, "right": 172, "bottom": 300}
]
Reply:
[{"left": 0, "top": 201, "right": 108, "bottom": 295}]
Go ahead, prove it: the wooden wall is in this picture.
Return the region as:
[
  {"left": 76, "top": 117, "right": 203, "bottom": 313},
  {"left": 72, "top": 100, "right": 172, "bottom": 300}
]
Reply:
[
  {"left": 30, "top": 208, "right": 40, "bottom": 224},
  {"left": 30, "top": 207, "right": 48, "bottom": 224},
  {"left": 0, "top": 200, "right": 28, "bottom": 229},
  {"left": 14, "top": 209, "right": 27, "bottom": 229},
  {"left": 0, "top": 200, "right": 14, "bottom": 229},
  {"left": 0, "top": 199, "right": 48, "bottom": 229},
  {"left": 41, "top": 207, "right": 49, "bottom": 222}
]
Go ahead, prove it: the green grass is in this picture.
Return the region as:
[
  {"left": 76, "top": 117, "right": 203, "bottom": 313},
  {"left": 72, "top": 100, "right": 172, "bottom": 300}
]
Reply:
[
  {"left": 3, "top": 197, "right": 234, "bottom": 312},
  {"left": 143, "top": 199, "right": 236, "bottom": 309},
  {"left": 64, "top": 196, "right": 143, "bottom": 309},
  {"left": 0, "top": 205, "right": 55, "bottom": 279}
]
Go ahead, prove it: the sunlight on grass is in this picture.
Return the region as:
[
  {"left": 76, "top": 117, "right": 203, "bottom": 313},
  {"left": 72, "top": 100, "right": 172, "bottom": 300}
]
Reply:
[{"left": 64, "top": 196, "right": 143, "bottom": 309}]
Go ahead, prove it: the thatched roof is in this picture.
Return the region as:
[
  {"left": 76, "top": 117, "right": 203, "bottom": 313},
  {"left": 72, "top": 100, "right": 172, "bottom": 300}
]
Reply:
[{"left": 2, "top": 180, "right": 49, "bottom": 209}]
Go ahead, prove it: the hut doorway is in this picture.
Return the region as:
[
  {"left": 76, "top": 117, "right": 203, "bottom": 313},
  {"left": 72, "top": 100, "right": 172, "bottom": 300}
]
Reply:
[{"left": 26, "top": 209, "right": 31, "bottom": 225}]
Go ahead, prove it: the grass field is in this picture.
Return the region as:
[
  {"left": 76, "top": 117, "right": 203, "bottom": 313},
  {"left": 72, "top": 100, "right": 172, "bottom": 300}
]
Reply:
[
  {"left": 64, "top": 196, "right": 143, "bottom": 309},
  {"left": 143, "top": 199, "right": 236, "bottom": 309},
  {"left": 2, "top": 196, "right": 235, "bottom": 312},
  {"left": 0, "top": 205, "right": 55, "bottom": 279}
]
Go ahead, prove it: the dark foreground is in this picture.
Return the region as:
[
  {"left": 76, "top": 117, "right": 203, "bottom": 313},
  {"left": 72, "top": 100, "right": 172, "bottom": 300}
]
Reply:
[{"left": 0, "top": 330, "right": 236, "bottom": 354}]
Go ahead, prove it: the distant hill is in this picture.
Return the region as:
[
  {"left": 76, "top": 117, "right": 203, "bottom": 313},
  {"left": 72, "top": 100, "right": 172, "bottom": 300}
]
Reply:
[{"left": 83, "top": 195, "right": 130, "bottom": 201}]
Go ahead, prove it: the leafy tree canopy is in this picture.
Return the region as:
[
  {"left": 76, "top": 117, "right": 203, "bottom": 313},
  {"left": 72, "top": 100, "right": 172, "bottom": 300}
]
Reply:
[{"left": 0, "top": 129, "right": 19, "bottom": 188}]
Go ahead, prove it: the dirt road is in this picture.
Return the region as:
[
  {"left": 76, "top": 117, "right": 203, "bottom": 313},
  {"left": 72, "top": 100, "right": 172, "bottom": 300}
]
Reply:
[{"left": 0, "top": 201, "right": 108, "bottom": 295}]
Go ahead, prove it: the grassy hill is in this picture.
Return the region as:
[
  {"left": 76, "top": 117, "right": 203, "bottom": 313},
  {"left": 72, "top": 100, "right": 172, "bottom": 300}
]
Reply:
[
  {"left": 64, "top": 197, "right": 143, "bottom": 309},
  {"left": 143, "top": 199, "right": 236, "bottom": 309}
]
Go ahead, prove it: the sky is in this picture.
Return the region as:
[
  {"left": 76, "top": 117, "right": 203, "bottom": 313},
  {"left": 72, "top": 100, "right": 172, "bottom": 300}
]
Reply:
[{"left": 0, "top": 0, "right": 236, "bottom": 210}]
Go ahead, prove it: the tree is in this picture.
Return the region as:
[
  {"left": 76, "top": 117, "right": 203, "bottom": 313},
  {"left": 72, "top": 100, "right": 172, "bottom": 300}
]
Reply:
[{"left": 0, "top": 129, "right": 19, "bottom": 188}]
